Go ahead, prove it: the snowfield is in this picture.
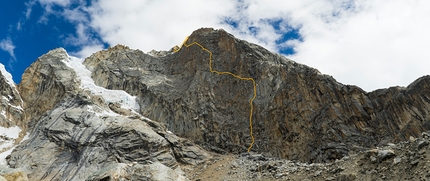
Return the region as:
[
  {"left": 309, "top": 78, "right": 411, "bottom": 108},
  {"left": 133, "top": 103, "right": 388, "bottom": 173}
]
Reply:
[{"left": 63, "top": 55, "right": 141, "bottom": 113}]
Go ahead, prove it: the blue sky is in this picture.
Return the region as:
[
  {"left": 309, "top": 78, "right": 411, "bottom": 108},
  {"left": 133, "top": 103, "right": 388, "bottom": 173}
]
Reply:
[
  {"left": 1, "top": 0, "right": 95, "bottom": 83},
  {"left": 1, "top": 0, "right": 429, "bottom": 91}
]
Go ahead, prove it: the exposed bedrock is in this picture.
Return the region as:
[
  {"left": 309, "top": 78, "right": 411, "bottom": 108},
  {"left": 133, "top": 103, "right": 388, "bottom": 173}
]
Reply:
[{"left": 83, "top": 28, "right": 430, "bottom": 162}]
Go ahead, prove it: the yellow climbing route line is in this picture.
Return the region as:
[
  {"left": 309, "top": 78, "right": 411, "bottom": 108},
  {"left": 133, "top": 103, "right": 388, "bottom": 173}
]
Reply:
[{"left": 174, "top": 36, "right": 256, "bottom": 152}]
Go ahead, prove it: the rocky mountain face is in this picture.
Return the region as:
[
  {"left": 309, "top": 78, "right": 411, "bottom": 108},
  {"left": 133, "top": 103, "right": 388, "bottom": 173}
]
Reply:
[
  {"left": 0, "top": 66, "right": 24, "bottom": 129},
  {"left": 2, "top": 48, "right": 210, "bottom": 180},
  {"left": 0, "top": 64, "right": 25, "bottom": 159},
  {"left": 83, "top": 28, "right": 430, "bottom": 162},
  {"left": 0, "top": 27, "right": 429, "bottom": 180}
]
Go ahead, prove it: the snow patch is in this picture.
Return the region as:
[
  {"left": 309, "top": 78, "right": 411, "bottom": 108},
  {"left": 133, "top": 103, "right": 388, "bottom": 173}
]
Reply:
[
  {"left": 0, "top": 126, "right": 21, "bottom": 139},
  {"left": 0, "top": 139, "right": 14, "bottom": 152},
  {"left": 8, "top": 104, "right": 23, "bottom": 111},
  {"left": 0, "top": 146, "right": 14, "bottom": 165},
  {"left": 0, "top": 126, "right": 22, "bottom": 165},
  {"left": 0, "top": 63, "right": 15, "bottom": 87},
  {"left": 1, "top": 96, "right": 23, "bottom": 112},
  {"left": 0, "top": 132, "right": 29, "bottom": 166},
  {"left": 86, "top": 105, "right": 119, "bottom": 117},
  {"left": 1, "top": 96, "right": 9, "bottom": 101},
  {"left": 62, "top": 54, "right": 140, "bottom": 113}
]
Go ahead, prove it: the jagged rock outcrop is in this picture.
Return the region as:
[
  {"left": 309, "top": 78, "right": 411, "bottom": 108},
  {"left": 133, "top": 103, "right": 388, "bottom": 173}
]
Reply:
[
  {"left": 0, "top": 64, "right": 25, "bottom": 154},
  {"left": 18, "top": 48, "right": 80, "bottom": 129},
  {"left": 84, "top": 28, "right": 430, "bottom": 162},
  {"left": 5, "top": 49, "right": 210, "bottom": 180},
  {"left": 8, "top": 95, "right": 182, "bottom": 180},
  {"left": 0, "top": 65, "right": 24, "bottom": 129}
]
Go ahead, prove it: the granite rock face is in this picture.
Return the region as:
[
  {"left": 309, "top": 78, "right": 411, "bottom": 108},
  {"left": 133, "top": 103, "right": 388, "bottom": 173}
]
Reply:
[
  {"left": 18, "top": 48, "right": 80, "bottom": 129},
  {"left": 7, "top": 96, "right": 187, "bottom": 180},
  {"left": 84, "top": 28, "right": 430, "bottom": 162},
  {"left": 1, "top": 27, "right": 429, "bottom": 180},
  {"left": 4, "top": 49, "right": 209, "bottom": 180}
]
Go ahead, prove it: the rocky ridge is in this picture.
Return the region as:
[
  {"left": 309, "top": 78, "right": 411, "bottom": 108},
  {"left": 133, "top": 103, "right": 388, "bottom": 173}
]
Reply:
[
  {"left": 0, "top": 64, "right": 25, "bottom": 164},
  {"left": 0, "top": 27, "right": 429, "bottom": 180}
]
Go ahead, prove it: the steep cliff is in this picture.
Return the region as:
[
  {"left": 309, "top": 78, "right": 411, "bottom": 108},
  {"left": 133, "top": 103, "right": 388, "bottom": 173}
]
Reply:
[
  {"left": 84, "top": 28, "right": 430, "bottom": 162},
  {"left": 5, "top": 49, "right": 210, "bottom": 180},
  {"left": 0, "top": 27, "right": 429, "bottom": 180}
]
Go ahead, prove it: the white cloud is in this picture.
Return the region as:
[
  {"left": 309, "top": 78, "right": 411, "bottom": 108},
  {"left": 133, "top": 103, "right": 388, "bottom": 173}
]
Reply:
[
  {"left": 285, "top": 0, "right": 430, "bottom": 91},
  {"left": 212, "top": 0, "right": 430, "bottom": 91},
  {"left": 24, "top": 0, "right": 37, "bottom": 20},
  {"left": 0, "top": 38, "right": 16, "bottom": 60},
  {"left": 71, "top": 44, "right": 104, "bottom": 58},
  {"left": 86, "top": 0, "right": 237, "bottom": 51},
  {"left": 38, "top": 0, "right": 71, "bottom": 7},
  {"left": 32, "top": 0, "right": 430, "bottom": 91}
]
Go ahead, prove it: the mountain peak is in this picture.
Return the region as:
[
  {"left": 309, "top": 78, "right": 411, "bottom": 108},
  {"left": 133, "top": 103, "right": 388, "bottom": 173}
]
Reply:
[{"left": 1, "top": 28, "right": 430, "bottom": 180}]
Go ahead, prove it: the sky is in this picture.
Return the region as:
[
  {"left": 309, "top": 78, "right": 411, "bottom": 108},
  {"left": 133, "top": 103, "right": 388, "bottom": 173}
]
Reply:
[{"left": 0, "top": 0, "right": 429, "bottom": 92}]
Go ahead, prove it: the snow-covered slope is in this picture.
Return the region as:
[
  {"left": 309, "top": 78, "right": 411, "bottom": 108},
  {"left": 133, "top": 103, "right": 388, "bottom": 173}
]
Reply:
[
  {"left": 0, "top": 129, "right": 28, "bottom": 166},
  {"left": 0, "top": 63, "right": 15, "bottom": 87},
  {"left": 62, "top": 55, "right": 140, "bottom": 113}
]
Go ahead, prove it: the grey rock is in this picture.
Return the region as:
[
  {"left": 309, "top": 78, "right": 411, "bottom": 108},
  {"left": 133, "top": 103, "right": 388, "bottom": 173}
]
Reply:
[
  {"left": 83, "top": 28, "right": 430, "bottom": 162},
  {"left": 230, "top": 161, "right": 239, "bottom": 169},
  {"left": 18, "top": 48, "right": 80, "bottom": 129},
  {"left": 0, "top": 66, "right": 25, "bottom": 147},
  {"left": 0, "top": 65, "right": 24, "bottom": 127},
  {"left": 314, "top": 170, "right": 322, "bottom": 177},
  {"left": 417, "top": 140, "right": 428, "bottom": 150},
  {"left": 377, "top": 149, "right": 396, "bottom": 161},
  {"left": 422, "top": 131, "right": 430, "bottom": 138},
  {"left": 86, "top": 162, "right": 186, "bottom": 181},
  {"left": 161, "top": 131, "right": 211, "bottom": 165},
  {"left": 370, "top": 156, "right": 377, "bottom": 163},
  {"left": 274, "top": 172, "right": 286, "bottom": 178},
  {"left": 326, "top": 176, "right": 335, "bottom": 181},
  {"left": 7, "top": 94, "right": 206, "bottom": 180},
  {"left": 393, "top": 157, "right": 401, "bottom": 164},
  {"left": 411, "top": 159, "right": 420, "bottom": 166},
  {"left": 410, "top": 136, "right": 416, "bottom": 142},
  {"left": 336, "top": 174, "right": 356, "bottom": 181}
]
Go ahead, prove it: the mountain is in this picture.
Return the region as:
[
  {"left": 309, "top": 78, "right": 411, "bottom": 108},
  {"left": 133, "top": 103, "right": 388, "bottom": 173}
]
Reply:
[
  {"left": 0, "top": 64, "right": 25, "bottom": 166},
  {"left": 0, "top": 28, "right": 429, "bottom": 180}
]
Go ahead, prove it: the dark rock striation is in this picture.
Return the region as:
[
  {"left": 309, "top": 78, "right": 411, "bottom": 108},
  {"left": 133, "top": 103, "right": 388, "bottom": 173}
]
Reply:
[
  {"left": 5, "top": 48, "right": 210, "bottom": 180},
  {"left": 18, "top": 48, "right": 80, "bottom": 129},
  {"left": 84, "top": 28, "right": 430, "bottom": 162}
]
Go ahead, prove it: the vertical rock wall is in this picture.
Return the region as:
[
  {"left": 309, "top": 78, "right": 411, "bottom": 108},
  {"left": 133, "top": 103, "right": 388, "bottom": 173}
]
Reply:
[{"left": 83, "top": 28, "right": 430, "bottom": 162}]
